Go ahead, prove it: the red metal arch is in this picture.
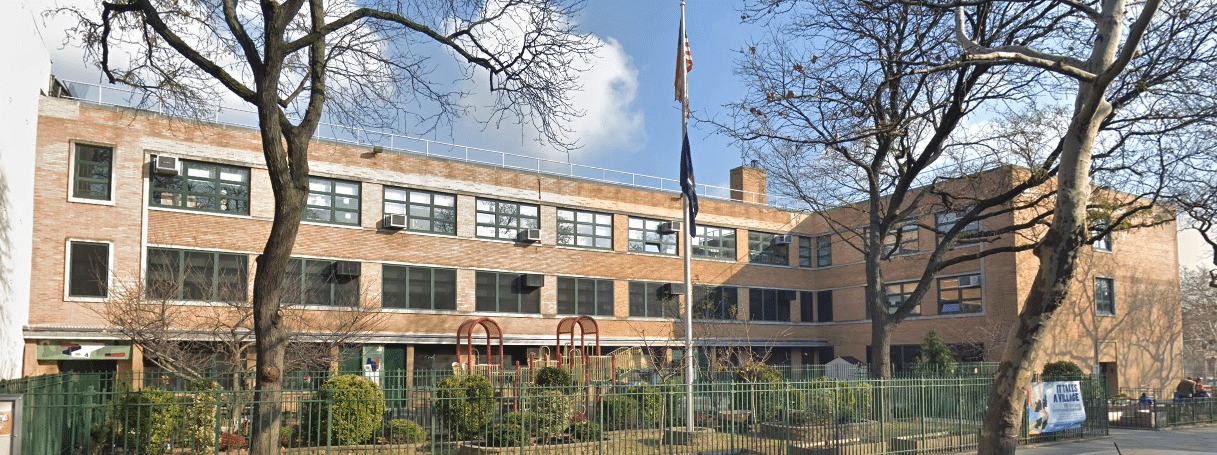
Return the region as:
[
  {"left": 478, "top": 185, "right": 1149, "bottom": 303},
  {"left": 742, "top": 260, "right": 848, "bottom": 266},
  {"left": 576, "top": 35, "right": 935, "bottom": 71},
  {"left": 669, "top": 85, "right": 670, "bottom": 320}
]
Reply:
[
  {"left": 555, "top": 316, "right": 600, "bottom": 365},
  {"left": 456, "top": 318, "right": 504, "bottom": 370}
]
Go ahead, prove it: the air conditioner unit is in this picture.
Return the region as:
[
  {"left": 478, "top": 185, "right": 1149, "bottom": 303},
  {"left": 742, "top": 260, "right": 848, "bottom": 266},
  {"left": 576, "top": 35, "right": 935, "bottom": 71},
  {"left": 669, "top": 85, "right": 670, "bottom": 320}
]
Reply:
[
  {"left": 522, "top": 273, "right": 545, "bottom": 288},
  {"left": 781, "top": 290, "right": 797, "bottom": 301},
  {"left": 518, "top": 228, "right": 542, "bottom": 242},
  {"left": 658, "top": 221, "right": 683, "bottom": 235},
  {"left": 660, "top": 283, "right": 686, "bottom": 297},
  {"left": 334, "top": 261, "right": 361, "bottom": 278},
  {"left": 773, "top": 234, "right": 794, "bottom": 245},
  {"left": 957, "top": 275, "right": 978, "bottom": 287},
  {"left": 383, "top": 213, "right": 407, "bottom": 229},
  {"left": 153, "top": 155, "right": 179, "bottom": 175}
]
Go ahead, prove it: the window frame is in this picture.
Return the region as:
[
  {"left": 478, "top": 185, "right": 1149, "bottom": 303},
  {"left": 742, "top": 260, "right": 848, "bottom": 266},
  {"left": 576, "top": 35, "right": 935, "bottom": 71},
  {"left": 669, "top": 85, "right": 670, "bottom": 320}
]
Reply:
[
  {"left": 474, "top": 271, "right": 542, "bottom": 314},
  {"left": 628, "top": 281, "right": 677, "bottom": 318},
  {"left": 880, "top": 281, "right": 920, "bottom": 316},
  {"left": 66, "top": 240, "right": 111, "bottom": 299},
  {"left": 883, "top": 221, "right": 919, "bottom": 256},
  {"left": 748, "top": 288, "right": 792, "bottom": 322},
  {"left": 145, "top": 247, "right": 249, "bottom": 302},
  {"left": 150, "top": 158, "right": 252, "bottom": 215},
  {"left": 280, "top": 258, "right": 361, "bottom": 307},
  {"left": 748, "top": 232, "right": 789, "bottom": 266},
  {"left": 936, "top": 274, "right": 983, "bottom": 315},
  {"left": 382, "top": 264, "right": 457, "bottom": 311},
  {"left": 627, "top": 217, "right": 678, "bottom": 255},
  {"left": 556, "top": 276, "right": 615, "bottom": 316},
  {"left": 691, "top": 285, "right": 738, "bottom": 320},
  {"left": 1095, "top": 277, "right": 1115, "bottom": 316},
  {"left": 556, "top": 208, "right": 613, "bottom": 250},
  {"left": 692, "top": 225, "right": 736, "bottom": 260},
  {"left": 816, "top": 235, "right": 832, "bottom": 267},
  {"left": 475, "top": 199, "right": 541, "bottom": 240},
  {"left": 383, "top": 187, "right": 457, "bottom": 235},
  {"left": 69, "top": 143, "right": 115, "bottom": 203},
  {"left": 935, "top": 211, "right": 980, "bottom": 246},
  {"left": 304, "top": 176, "right": 362, "bottom": 226}
]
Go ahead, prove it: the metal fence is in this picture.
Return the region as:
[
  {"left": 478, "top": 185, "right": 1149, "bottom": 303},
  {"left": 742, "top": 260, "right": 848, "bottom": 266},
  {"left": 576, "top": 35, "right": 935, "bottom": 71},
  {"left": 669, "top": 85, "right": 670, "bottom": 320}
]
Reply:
[
  {"left": 3, "top": 370, "right": 1106, "bottom": 455},
  {"left": 1109, "top": 387, "right": 1217, "bottom": 429}
]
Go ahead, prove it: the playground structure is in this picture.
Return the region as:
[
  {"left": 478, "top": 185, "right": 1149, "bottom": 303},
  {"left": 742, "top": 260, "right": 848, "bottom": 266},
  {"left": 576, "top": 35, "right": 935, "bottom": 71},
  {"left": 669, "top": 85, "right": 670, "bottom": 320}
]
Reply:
[{"left": 452, "top": 316, "right": 619, "bottom": 386}]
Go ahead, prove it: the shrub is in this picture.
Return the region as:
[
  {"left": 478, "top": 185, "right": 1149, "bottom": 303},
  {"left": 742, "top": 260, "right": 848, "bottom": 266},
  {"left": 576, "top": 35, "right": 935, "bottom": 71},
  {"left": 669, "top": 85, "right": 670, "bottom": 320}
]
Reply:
[
  {"left": 1042, "top": 360, "right": 1086, "bottom": 380},
  {"left": 804, "top": 377, "right": 872, "bottom": 422},
  {"left": 504, "top": 411, "right": 538, "bottom": 427},
  {"left": 217, "top": 432, "right": 247, "bottom": 451},
  {"left": 528, "top": 388, "right": 574, "bottom": 439},
  {"left": 302, "top": 374, "right": 386, "bottom": 445},
  {"left": 112, "top": 388, "right": 179, "bottom": 454},
  {"left": 915, "top": 331, "right": 956, "bottom": 377},
  {"left": 626, "top": 385, "right": 665, "bottom": 425},
  {"left": 435, "top": 374, "right": 495, "bottom": 440},
  {"left": 385, "top": 419, "right": 427, "bottom": 444},
  {"left": 599, "top": 396, "right": 639, "bottom": 430},
  {"left": 280, "top": 424, "right": 301, "bottom": 448},
  {"left": 733, "top": 363, "right": 799, "bottom": 423},
  {"left": 568, "top": 421, "right": 603, "bottom": 441},
  {"left": 483, "top": 423, "right": 530, "bottom": 447},
  {"left": 180, "top": 380, "right": 218, "bottom": 451},
  {"left": 534, "top": 367, "right": 574, "bottom": 387}
]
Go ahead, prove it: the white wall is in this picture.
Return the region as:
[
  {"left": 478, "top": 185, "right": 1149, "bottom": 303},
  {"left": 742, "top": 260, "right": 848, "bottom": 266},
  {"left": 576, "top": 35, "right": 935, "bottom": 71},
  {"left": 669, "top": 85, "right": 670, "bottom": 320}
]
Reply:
[{"left": 0, "top": 0, "right": 51, "bottom": 379}]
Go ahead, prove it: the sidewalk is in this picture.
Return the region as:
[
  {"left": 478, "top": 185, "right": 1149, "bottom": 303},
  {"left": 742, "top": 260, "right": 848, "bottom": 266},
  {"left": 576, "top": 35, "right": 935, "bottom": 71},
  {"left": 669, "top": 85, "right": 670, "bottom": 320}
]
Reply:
[{"left": 1016, "top": 426, "right": 1217, "bottom": 455}]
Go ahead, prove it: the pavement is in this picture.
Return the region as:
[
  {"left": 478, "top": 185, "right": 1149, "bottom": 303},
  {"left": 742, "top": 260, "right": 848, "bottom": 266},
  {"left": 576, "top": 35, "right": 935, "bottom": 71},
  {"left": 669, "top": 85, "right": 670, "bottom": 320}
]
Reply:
[{"left": 1016, "top": 426, "right": 1217, "bottom": 455}]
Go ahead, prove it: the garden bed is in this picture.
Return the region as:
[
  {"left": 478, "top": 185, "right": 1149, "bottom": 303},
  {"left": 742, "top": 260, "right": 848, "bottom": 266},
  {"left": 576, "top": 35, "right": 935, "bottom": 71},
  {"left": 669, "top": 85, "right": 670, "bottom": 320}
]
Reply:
[
  {"left": 889, "top": 432, "right": 977, "bottom": 454},
  {"left": 759, "top": 420, "right": 880, "bottom": 442}
]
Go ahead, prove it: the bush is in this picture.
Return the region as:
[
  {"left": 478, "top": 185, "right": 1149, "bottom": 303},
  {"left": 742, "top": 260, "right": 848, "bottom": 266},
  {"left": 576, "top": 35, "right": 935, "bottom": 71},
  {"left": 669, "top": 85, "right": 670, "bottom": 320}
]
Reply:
[
  {"left": 733, "top": 363, "right": 800, "bottom": 423},
  {"left": 483, "top": 423, "right": 530, "bottom": 447},
  {"left": 528, "top": 388, "right": 575, "bottom": 439},
  {"left": 385, "top": 419, "right": 427, "bottom": 444},
  {"left": 112, "top": 388, "right": 179, "bottom": 455},
  {"left": 568, "top": 421, "right": 603, "bottom": 441},
  {"left": 217, "top": 432, "right": 247, "bottom": 451},
  {"left": 280, "top": 424, "right": 301, "bottom": 448},
  {"left": 534, "top": 367, "right": 574, "bottom": 387},
  {"left": 180, "top": 380, "right": 218, "bottom": 451},
  {"left": 302, "top": 374, "right": 386, "bottom": 446},
  {"left": 435, "top": 374, "right": 495, "bottom": 440},
  {"left": 804, "top": 377, "right": 872, "bottom": 423},
  {"left": 1042, "top": 360, "right": 1086, "bottom": 380},
  {"left": 504, "top": 411, "right": 538, "bottom": 427},
  {"left": 599, "top": 396, "right": 639, "bottom": 430},
  {"left": 626, "top": 385, "right": 665, "bottom": 425}
]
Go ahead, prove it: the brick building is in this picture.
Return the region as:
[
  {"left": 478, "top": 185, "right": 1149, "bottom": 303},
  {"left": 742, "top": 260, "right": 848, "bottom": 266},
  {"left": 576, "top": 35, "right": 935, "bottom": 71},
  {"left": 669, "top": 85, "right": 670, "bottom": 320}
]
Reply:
[{"left": 16, "top": 93, "right": 1184, "bottom": 390}]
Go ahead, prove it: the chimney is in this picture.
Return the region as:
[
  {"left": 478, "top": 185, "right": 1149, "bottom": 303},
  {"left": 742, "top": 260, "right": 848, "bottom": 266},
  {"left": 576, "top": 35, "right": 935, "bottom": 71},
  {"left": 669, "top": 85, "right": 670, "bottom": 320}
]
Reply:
[{"left": 730, "top": 163, "right": 767, "bottom": 204}]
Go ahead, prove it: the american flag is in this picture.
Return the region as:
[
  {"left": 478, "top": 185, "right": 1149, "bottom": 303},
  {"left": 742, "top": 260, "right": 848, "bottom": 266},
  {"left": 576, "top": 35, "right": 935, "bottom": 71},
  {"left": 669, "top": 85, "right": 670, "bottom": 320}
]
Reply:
[{"left": 674, "top": 8, "right": 692, "bottom": 114}]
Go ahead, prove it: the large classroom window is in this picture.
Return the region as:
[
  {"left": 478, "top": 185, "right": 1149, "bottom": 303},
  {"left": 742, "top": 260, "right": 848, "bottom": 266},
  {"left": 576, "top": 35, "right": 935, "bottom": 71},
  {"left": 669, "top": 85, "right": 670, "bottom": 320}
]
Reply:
[
  {"left": 937, "top": 274, "right": 982, "bottom": 314},
  {"left": 627, "top": 217, "right": 678, "bottom": 255},
  {"left": 150, "top": 159, "right": 250, "bottom": 215},
  {"left": 146, "top": 248, "right": 248, "bottom": 302},
  {"left": 476, "top": 199, "right": 540, "bottom": 240},
  {"left": 693, "top": 225, "right": 736, "bottom": 260},
  {"left": 556, "top": 209, "right": 612, "bottom": 249},
  {"left": 748, "top": 232, "right": 789, "bottom": 266},
  {"left": 382, "top": 265, "right": 457, "bottom": 311},
  {"left": 882, "top": 221, "right": 919, "bottom": 255},
  {"left": 556, "top": 277, "right": 614, "bottom": 316},
  {"left": 749, "top": 289, "right": 793, "bottom": 322},
  {"left": 692, "top": 285, "right": 738, "bottom": 320},
  {"left": 281, "top": 258, "right": 360, "bottom": 306},
  {"left": 475, "top": 271, "right": 541, "bottom": 313},
  {"left": 629, "top": 282, "right": 677, "bottom": 318},
  {"left": 305, "top": 177, "right": 361, "bottom": 225},
  {"left": 383, "top": 187, "right": 456, "bottom": 235}
]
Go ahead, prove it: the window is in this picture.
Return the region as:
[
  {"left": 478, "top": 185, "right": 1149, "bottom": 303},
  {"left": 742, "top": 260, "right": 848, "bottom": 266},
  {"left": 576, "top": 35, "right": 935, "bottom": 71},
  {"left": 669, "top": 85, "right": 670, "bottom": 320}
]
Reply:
[
  {"left": 150, "top": 159, "right": 251, "bottom": 214},
  {"left": 68, "top": 241, "right": 109, "bottom": 298},
  {"left": 1095, "top": 277, "right": 1115, "bottom": 316},
  {"left": 628, "top": 282, "right": 677, "bottom": 318},
  {"left": 557, "top": 277, "right": 614, "bottom": 316},
  {"left": 557, "top": 209, "right": 612, "bottom": 249},
  {"left": 816, "top": 235, "right": 832, "bottom": 267},
  {"left": 936, "top": 211, "right": 980, "bottom": 245},
  {"left": 798, "top": 237, "right": 812, "bottom": 267},
  {"left": 281, "top": 258, "right": 360, "bottom": 306},
  {"left": 937, "top": 274, "right": 982, "bottom": 314},
  {"left": 476, "top": 199, "right": 540, "bottom": 240},
  {"left": 72, "top": 144, "right": 113, "bottom": 201},
  {"left": 748, "top": 232, "right": 789, "bottom": 265},
  {"left": 146, "top": 248, "right": 248, "bottom": 302},
  {"left": 305, "top": 177, "right": 361, "bottom": 225},
  {"left": 882, "top": 222, "right": 919, "bottom": 255},
  {"left": 748, "top": 289, "right": 792, "bottom": 322},
  {"left": 692, "top": 285, "right": 738, "bottom": 320},
  {"left": 1091, "top": 221, "right": 1113, "bottom": 252},
  {"left": 383, "top": 187, "right": 456, "bottom": 235},
  {"left": 475, "top": 271, "right": 541, "bottom": 313},
  {"left": 817, "top": 290, "right": 834, "bottom": 322},
  {"left": 881, "top": 282, "right": 920, "bottom": 316},
  {"left": 799, "top": 290, "right": 833, "bottom": 322},
  {"left": 627, "top": 217, "right": 677, "bottom": 255},
  {"left": 382, "top": 265, "right": 456, "bottom": 310},
  {"left": 693, "top": 225, "right": 736, "bottom": 260}
]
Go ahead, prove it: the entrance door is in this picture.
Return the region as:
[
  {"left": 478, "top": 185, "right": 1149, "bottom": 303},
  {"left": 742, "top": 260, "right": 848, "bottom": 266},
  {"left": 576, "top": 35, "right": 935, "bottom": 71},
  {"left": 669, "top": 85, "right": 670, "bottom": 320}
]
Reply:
[{"left": 1099, "top": 362, "right": 1118, "bottom": 397}]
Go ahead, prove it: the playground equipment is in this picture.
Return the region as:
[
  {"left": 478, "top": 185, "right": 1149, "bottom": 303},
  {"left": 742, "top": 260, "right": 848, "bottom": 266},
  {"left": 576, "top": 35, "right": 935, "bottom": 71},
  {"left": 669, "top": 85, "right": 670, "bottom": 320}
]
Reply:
[
  {"left": 452, "top": 316, "right": 617, "bottom": 385},
  {"left": 455, "top": 317, "right": 504, "bottom": 379}
]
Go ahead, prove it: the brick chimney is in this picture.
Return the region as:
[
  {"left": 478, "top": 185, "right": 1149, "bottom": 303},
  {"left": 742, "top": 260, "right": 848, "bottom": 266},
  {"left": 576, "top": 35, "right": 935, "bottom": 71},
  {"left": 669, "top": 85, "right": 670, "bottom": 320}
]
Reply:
[{"left": 730, "top": 160, "right": 767, "bottom": 204}]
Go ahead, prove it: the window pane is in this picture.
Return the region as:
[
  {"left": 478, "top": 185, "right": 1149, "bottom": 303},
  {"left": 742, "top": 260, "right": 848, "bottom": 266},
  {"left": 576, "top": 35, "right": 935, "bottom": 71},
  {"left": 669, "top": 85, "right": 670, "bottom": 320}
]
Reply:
[
  {"left": 433, "top": 269, "right": 457, "bottom": 311},
  {"left": 150, "top": 159, "right": 251, "bottom": 214},
  {"left": 476, "top": 272, "right": 497, "bottom": 312},
  {"left": 145, "top": 248, "right": 179, "bottom": 300},
  {"left": 382, "top": 265, "right": 407, "bottom": 308},
  {"left": 69, "top": 242, "right": 108, "bottom": 297},
  {"left": 557, "top": 277, "right": 576, "bottom": 315},
  {"left": 73, "top": 144, "right": 112, "bottom": 200},
  {"left": 409, "top": 268, "right": 432, "bottom": 309},
  {"left": 182, "top": 251, "right": 214, "bottom": 300}
]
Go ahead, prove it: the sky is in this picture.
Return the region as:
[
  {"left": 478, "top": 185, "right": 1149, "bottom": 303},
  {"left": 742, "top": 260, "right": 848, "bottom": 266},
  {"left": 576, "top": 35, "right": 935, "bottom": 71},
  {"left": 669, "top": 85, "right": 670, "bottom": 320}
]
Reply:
[{"left": 22, "top": 0, "right": 1215, "bottom": 270}]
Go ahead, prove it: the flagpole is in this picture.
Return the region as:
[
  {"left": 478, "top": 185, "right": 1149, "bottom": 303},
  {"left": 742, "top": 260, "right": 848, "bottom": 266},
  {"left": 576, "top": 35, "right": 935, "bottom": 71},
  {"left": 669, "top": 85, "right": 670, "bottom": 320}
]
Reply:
[{"left": 679, "top": 0, "right": 695, "bottom": 434}]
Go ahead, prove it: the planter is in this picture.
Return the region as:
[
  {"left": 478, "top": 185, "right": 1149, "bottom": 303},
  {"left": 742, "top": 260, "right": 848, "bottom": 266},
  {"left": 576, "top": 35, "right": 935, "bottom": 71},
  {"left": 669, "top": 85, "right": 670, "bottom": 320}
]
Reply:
[
  {"left": 459, "top": 438, "right": 610, "bottom": 455},
  {"left": 788, "top": 439, "right": 886, "bottom": 455},
  {"left": 760, "top": 420, "right": 880, "bottom": 443},
  {"left": 662, "top": 426, "right": 714, "bottom": 445},
  {"left": 889, "top": 432, "right": 977, "bottom": 454}
]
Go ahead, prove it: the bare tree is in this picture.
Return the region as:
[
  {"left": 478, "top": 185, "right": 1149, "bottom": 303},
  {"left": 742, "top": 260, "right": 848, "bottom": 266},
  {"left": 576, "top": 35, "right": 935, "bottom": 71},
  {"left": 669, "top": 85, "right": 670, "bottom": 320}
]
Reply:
[
  {"left": 60, "top": 0, "right": 595, "bottom": 450},
  {"left": 1181, "top": 267, "right": 1217, "bottom": 379}
]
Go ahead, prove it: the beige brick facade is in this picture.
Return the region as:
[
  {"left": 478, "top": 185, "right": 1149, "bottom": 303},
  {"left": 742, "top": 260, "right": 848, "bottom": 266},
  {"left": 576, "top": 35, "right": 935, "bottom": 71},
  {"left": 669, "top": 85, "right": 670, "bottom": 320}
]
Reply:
[{"left": 20, "top": 98, "right": 1183, "bottom": 389}]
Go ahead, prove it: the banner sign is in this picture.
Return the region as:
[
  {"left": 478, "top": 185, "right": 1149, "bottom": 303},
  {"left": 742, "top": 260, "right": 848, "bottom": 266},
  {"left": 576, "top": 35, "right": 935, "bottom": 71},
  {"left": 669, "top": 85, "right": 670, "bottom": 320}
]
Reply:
[
  {"left": 362, "top": 345, "right": 384, "bottom": 386},
  {"left": 36, "top": 342, "right": 131, "bottom": 360},
  {"left": 1026, "top": 381, "right": 1087, "bottom": 434}
]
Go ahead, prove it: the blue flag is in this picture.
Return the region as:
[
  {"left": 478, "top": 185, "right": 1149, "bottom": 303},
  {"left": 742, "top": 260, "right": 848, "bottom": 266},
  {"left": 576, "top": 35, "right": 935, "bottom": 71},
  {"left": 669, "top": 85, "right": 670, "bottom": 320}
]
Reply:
[{"left": 680, "top": 133, "right": 698, "bottom": 237}]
